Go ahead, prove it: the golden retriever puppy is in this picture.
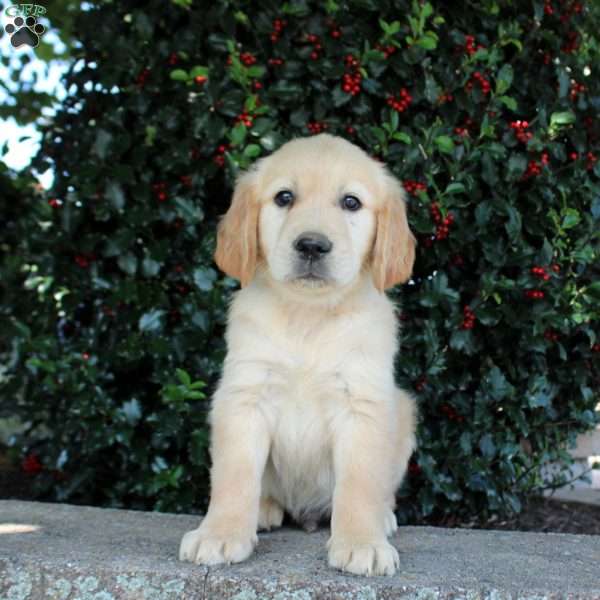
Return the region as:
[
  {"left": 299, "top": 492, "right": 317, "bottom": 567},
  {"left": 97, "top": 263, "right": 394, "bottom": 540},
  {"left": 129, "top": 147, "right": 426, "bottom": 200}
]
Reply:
[{"left": 179, "top": 133, "right": 417, "bottom": 576}]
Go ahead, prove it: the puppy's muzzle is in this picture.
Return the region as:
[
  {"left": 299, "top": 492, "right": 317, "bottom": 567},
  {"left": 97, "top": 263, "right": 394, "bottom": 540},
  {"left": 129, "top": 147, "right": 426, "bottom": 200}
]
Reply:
[{"left": 293, "top": 232, "right": 333, "bottom": 261}]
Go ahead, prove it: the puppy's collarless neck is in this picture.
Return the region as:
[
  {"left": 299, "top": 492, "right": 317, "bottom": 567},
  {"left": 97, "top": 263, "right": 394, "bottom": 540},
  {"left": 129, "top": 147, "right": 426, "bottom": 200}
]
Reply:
[{"left": 251, "top": 268, "right": 377, "bottom": 313}]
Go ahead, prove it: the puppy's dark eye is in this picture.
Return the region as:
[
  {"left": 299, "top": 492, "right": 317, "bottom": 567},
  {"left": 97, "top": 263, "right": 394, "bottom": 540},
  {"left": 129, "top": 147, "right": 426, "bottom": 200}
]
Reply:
[
  {"left": 274, "top": 190, "right": 294, "bottom": 208},
  {"left": 341, "top": 195, "right": 362, "bottom": 211}
]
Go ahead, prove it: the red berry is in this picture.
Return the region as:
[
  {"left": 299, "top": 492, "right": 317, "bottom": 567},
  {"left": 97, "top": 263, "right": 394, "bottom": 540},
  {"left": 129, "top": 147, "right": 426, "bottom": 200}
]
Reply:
[{"left": 22, "top": 453, "right": 42, "bottom": 475}]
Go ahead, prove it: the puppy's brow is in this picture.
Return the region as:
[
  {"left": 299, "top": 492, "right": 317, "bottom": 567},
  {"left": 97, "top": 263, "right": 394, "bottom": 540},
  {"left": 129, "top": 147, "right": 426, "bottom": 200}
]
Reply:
[
  {"left": 340, "top": 182, "right": 371, "bottom": 202},
  {"left": 265, "top": 178, "right": 297, "bottom": 199}
]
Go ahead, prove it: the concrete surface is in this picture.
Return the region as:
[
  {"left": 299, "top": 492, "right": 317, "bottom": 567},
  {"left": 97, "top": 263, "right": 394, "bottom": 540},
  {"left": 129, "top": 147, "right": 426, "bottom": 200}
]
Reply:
[
  {"left": 547, "top": 487, "right": 600, "bottom": 507},
  {"left": 1, "top": 501, "right": 599, "bottom": 599}
]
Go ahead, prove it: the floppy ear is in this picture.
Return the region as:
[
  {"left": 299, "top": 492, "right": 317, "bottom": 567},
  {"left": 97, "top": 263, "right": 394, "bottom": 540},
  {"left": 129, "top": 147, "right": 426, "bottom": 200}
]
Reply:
[
  {"left": 214, "top": 171, "right": 260, "bottom": 287},
  {"left": 371, "top": 176, "right": 416, "bottom": 292}
]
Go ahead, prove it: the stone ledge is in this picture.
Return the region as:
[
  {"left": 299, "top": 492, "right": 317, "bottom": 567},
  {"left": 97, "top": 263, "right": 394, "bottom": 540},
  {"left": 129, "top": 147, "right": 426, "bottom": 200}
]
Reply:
[{"left": 1, "top": 500, "right": 599, "bottom": 599}]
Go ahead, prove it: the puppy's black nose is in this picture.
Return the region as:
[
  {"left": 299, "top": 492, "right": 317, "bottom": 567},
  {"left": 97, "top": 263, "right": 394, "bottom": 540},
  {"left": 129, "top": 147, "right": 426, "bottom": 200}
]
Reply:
[{"left": 294, "top": 232, "right": 333, "bottom": 260}]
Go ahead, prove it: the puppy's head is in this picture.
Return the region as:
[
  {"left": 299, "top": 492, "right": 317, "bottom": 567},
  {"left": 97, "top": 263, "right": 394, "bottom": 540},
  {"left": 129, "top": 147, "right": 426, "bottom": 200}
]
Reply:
[{"left": 215, "top": 134, "right": 415, "bottom": 293}]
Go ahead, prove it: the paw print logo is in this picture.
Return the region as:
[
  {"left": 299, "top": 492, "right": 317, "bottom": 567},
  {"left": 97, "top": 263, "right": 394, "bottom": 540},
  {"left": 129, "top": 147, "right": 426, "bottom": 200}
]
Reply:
[{"left": 5, "top": 15, "right": 46, "bottom": 48}]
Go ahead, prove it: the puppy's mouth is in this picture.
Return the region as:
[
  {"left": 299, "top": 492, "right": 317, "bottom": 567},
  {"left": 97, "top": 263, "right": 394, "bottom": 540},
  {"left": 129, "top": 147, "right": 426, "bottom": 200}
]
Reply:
[{"left": 290, "top": 262, "right": 330, "bottom": 287}]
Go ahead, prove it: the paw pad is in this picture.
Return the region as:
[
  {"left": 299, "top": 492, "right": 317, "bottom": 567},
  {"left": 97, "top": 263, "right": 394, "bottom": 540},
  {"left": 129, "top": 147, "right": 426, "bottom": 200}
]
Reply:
[{"left": 5, "top": 15, "right": 46, "bottom": 48}]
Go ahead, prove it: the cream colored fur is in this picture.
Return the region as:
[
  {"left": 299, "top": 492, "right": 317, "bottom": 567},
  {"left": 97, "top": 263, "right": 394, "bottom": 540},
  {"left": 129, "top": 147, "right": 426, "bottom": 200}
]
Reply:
[{"left": 179, "top": 134, "right": 417, "bottom": 576}]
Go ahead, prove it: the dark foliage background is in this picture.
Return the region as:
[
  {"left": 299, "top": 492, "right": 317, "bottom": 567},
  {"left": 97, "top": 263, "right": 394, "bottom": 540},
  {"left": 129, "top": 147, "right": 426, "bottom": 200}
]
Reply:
[{"left": 2, "top": 0, "right": 599, "bottom": 523}]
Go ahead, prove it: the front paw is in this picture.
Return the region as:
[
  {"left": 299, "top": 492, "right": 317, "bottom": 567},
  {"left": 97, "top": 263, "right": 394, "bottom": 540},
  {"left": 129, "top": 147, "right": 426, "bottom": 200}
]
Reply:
[
  {"left": 327, "top": 535, "right": 399, "bottom": 576},
  {"left": 179, "top": 524, "right": 257, "bottom": 565}
]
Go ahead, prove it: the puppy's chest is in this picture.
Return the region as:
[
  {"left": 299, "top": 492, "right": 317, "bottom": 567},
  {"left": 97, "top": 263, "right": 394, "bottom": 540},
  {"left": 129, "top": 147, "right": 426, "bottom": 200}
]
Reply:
[{"left": 261, "top": 366, "right": 339, "bottom": 509}]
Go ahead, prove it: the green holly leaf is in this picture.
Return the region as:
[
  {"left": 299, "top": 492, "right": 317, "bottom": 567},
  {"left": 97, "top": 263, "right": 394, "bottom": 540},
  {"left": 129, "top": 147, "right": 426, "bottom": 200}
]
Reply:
[
  {"left": 170, "top": 69, "right": 189, "bottom": 81},
  {"left": 435, "top": 135, "right": 454, "bottom": 154},
  {"left": 139, "top": 309, "right": 166, "bottom": 333},
  {"left": 495, "top": 63, "right": 513, "bottom": 95}
]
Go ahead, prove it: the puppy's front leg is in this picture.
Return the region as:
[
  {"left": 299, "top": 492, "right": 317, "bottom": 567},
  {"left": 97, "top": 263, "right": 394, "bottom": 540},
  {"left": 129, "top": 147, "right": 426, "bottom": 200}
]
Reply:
[
  {"left": 180, "top": 397, "right": 270, "bottom": 565},
  {"left": 327, "top": 409, "right": 400, "bottom": 576}
]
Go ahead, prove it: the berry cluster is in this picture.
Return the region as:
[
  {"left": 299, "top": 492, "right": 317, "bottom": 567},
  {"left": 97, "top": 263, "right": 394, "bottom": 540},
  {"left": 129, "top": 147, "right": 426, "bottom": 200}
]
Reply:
[
  {"left": 22, "top": 453, "right": 42, "bottom": 475},
  {"left": 523, "top": 159, "right": 542, "bottom": 179},
  {"left": 430, "top": 202, "right": 454, "bottom": 240},
  {"left": 179, "top": 175, "right": 193, "bottom": 188},
  {"left": 407, "top": 460, "right": 422, "bottom": 476},
  {"left": 461, "top": 305, "right": 476, "bottom": 330},
  {"left": 454, "top": 126, "right": 469, "bottom": 138},
  {"left": 194, "top": 75, "right": 207, "bottom": 85},
  {"left": 270, "top": 18, "right": 287, "bottom": 43},
  {"left": 570, "top": 80, "right": 585, "bottom": 100},
  {"left": 153, "top": 181, "right": 168, "bottom": 202},
  {"left": 531, "top": 265, "right": 551, "bottom": 281},
  {"left": 213, "top": 143, "right": 230, "bottom": 167},
  {"left": 510, "top": 120, "right": 533, "bottom": 144},
  {"left": 307, "top": 121, "right": 327, "bottom": 134},
  {"left": 74, "top": 253, "right": 96, "bottom": 268},
  {"left": 440, "top": 403, "right": 465, "bottom": 423},
  {"left": 562, "top": 30, "right": 580, "bottom": 53},
  {"left": 306, "top": 33, "right": 322, "bottom": 61},
  {"left": 268, "top": 57, "right": 284, "bottom": 66},
  {"left": 376, "top": 43, "right": 397, "bottom": 58},
  {"left": 466, "top": 71, "right": 491, "bottom": 94},
  {"left": 386, "top": 88, "right": 412, "bottom": 112},
  {"left": 174, "top": 283, "right": 190, "bottom": 296},
  {"left": 438, "top": 92, "right": 454, "bottom": 104},
  {"left": 240, "top": 52, "right": 257, "bottom": 66},
  {"left": 403, "top": 180, "right": 427, "bottom": 195},
  {"left": 136, "top": 67, "right": 151, "bottom": 87},
  {"left": 544, "top": 0, "right": 583, "bottom": 21},
  {"left": 48, "top": 197, "right": 62, "bottom": 208},
  {"left": 235, "top": 110, "right": 254, "bottom": 127},
  {"left": 524, "top": 289, "right": 545, "bottom": 299},
  {"left": 586, "top": 151, "right": 598, "bottom": 170},
  {"left": 168, "top": 53, "right": 178, "bottom": 66},
  {"left": 544, "top": 329, "right": 560, "bottom": 342},
  {"left": 329, "top": 22, "right": 342, "bottom": 39},
  {"left": 341, "top": 55, "right": 362, "bottom": 96},
  {"left": 464, "top": 35, "right": 484, "bottom": 55},
  {"left": 414, "top": 376, "right": 427, "bottom": 392}
]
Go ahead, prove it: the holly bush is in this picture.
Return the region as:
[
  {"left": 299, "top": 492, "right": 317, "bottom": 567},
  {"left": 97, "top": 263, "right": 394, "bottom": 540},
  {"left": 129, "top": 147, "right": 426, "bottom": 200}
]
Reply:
[{"left": 3, "top": 0, "right": 600, "bottom": 522}]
